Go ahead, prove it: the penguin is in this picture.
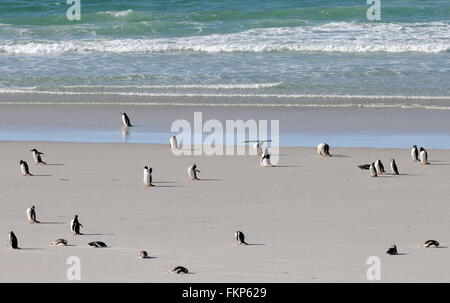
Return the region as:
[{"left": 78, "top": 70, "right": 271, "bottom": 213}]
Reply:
[
  {"left": 386, "top": 245, "right": 398, "bottom": 255},
  {"left": 9, "top": 231, "right": 20, "bottom": 249},
  {"left": 88, "top": 241, "right": 107, "bottom": 248},
  {"left": 369, "top": 162, "right": 377, "bottom": 177},
  {"left": 419, "top": 147, "right": 429, "bottom": 165},
  {"left": 235, "top": 231, "right": 248, "bottom": 246},
  {"left": 188, "top": 163, "right": 200, "bottom": 180},
  {"left": 411, "top": 145, "right": 419, "bottom": 162},
  {"left": 143, "top": 166, "right": 153, "bottom": 187},
  {"left": 171, "top": 266, "right": 189, "bottom": 274},
  {"left": 121, "top": 112, "right": 132, "bottom": 127},
  {"left": 70, "top": 215, "right": 83, "bottom": 235},
  {"left": 51, "top": 239, "right": 68, "bottom": 246},
  {"left": 261, "top": 148, "right": 272, "bottom": 167},
  {"left": 317, "top": 143, "right": 331, "bottom": 157},
  {"left": 139, "top": 251, "right": 148, "bottom": 259},
  {"left": 19, "top": 160, "right": 32, "bottom": 176},
  {"left": 30, "top": 148, "right": 46, "bottom": 165},
  {"left": 169, "top": 136, "right": 178, "bottom": 150},
  {"left": 26, "top": 205, "right": 40, "bottom": 224},
  {"left": 423, "top": 240, "right": 439, "bottom": 248},
  {"left": 375, "top": 159, "right": 385, "bottom": 175},
  {"left": 391, "top": 159, "right": 399, "bottom": 175},
  {"left": 357, "top": 164, "right": 371, "bottom": 170},
  {"left": 253, "top": 141, "right": 264, "bottom": 157}
]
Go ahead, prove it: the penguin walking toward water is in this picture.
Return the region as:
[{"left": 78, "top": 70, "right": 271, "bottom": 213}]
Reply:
[
  {"left": 261, "top": 148, "right": 272, "bottom": 167},
  {"left": 375, "top": 159, "right": 385, "bottom": 175},
  {"left": 143, "top": 166, "right": 153, "bottom": 187},
  {"left": 411, "top": 145, "right": 419, "bottom": 162},
  {"left": 169, "top": 136, "right": 178, "bottom": 150},
  {"left": 235, "top": 231, "right": 248, "bottom": 246},
  {"left": 19, "top": 160, "right": 32, "bottom": 176},
  {"left": 391, "top": 159, "right": 399, "bottom": 175},
  {"left": 188, "top": 164, "right": 200, "bottom": 180},
  {"left": 70, "top": 215, "right": 83, "bottom": 235},
  {"left": 317, "top": 143, "right": 331, "bottom": 157},
  {"left": 30, "top": 148, "right": 46, "bottom": 165},
  {"left": 369, "top": 163, "right": 377, "bottom": 177},
  {"left": 26, "top": 206, "right": 40, "bottom": 224},
  {"left": 9, "top": 231, "right": 20, "bottom": 249},
  {"left": 386, "top": 245, "right": 398, "bottom": 255},
  {"left": 419, "top": 147, "right": 429, "bottom": 165},
  {"left": 121, "top": 112, "right": 132, "bottom": 127}
]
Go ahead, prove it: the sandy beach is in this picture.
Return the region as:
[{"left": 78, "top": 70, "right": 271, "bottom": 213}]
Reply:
[{"left": 1, "top": 141, "right": 449, "bottom": 282}]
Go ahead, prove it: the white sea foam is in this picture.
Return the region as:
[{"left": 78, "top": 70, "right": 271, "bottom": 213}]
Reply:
[
  {"left": 97, "top": 9, "right": 134, "bottom": 18},
  {"left": 1, "top": 22, "right": 448, "bottom": 54}
]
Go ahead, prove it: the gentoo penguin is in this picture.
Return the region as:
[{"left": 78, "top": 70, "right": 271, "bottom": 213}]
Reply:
[
  {"left": 30, "top": 148, "right": 46, "bottom": 165},
  {"left": 169, "top": 136, "right": 178, "bottom": 150},
  {"left": 171, "top": 266, "right": 189, "bottom": 274},
  {"left": 375, "top": 159, "right": 385, "bottom": 175},
  {"left": 143, "top": 166, "right": 153, "bottom": 187},
  {"left": 391, "top": 159, "right": 399, "bottom": 175},
  {"left": 88, "top": 241, "right": 107, "bottom": 248},
  {"left": 19, "top": 160, "right": 32, "bottom": 176},
  {"left": 317, "top": 143, "right": 331, "bottom": 157},
  {"left": 423, "top": 240, "right": 439, "bottom": 248},
  {"left": 70, "top": 215, "right": 83, "bottom": 235},
  {"left": 188, "top": 163, "right": 200, "bottom": 180},
  {"left": 386, "top": 245, "right": 398, "bottom": 255},
  {"left": 411, "top": 145, "right": 419, "bottom": 162},
  {"left": 121, "top": 112, "right": 132, "bottom": 127},
  {"left": 235, "top": 231, "right": 248, "bottom": 245},
  {"left": 419, "top": 147, "right": 429, "bottom": 165},
  {"left": 254, "top": 141, "right": 264, "bottom": 156},
  {"left": 26, "top": 206, "right": 40, "bottom": 224},
  {"left": 261, "top": 148, "right": 272, "bottom": 167},
  {"left": 9, "top": 231, "right": 20, "bottom": 249},
  {"left": 369, "top": 162, "right": 377, "bottom": 177},
  {"left": 51, "top": 239, "right": 68, "bottom": 246},
  {"left": 139, "top": 251, "right": 148, "bottom": 259},
  {"left": 357, "top": 164, "right": 371, "bottom": 170}
]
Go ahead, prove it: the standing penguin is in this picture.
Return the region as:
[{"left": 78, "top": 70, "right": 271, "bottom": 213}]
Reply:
[
  {"left": 419, "top": 147, "right": 429, "bottom": 165},
  {"left": 121, "top": 112, "right": 132, "bottom": 127},
  {"left": 253, "top": 141, "right": 264, "bottom": 156},
  {"left": 375, "top": 159, "right": 385, "bottom": 175},
  {"left": 411, "top": 145, "right": 419, "bottom": 162},
  {"left": 70, "top": 215, "right": 83, "bottom": 235},
  {"left": 188, "top": 163, "right": 200, "bottom": 180},
  {"left": 30, "top": 148, "right": 46, "bottom": 165},
  {"left": 317, "top": 143, "right": 331, "bottom": 157},
  {"left": 369, "top": 162, "right": 377, "bottom": 177},
  {"left": 169, "top": 136, "right": 178, "bottom": 150},
  {"left": 235, "top": 231, "right": 248, "bottom": 246},
  {"left": 143, "top": 166, "right": 153, "bottom": 187},
  {"left": 391, "top": 159, "right": 399, "bottom": 175},
  {"left": 9, "top": 231, "right": 20, "bottom": 249},
  {"left": 19, "top": 160, "right": 32, "bottom": 176},
  {"left": 261, "top": 148, "right": 272, "bottom": 167},
  {"left": 26, "top": 206, "right": 40, "bottom": 224}
]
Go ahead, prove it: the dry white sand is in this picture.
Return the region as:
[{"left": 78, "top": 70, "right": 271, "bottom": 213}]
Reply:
[{"left": 0, "top": 141, "right": 449, "bottom": 282}]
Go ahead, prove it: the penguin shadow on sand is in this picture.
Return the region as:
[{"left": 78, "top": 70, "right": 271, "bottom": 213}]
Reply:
[
  {"left": 37, "top": 221, "right": 66, "bottom": 225},
  {"left": 151, "top": 181, "right": 185, "bottom": 188},
  {"left": 428, "top": 160, "right": 450, "bottom": 166}
]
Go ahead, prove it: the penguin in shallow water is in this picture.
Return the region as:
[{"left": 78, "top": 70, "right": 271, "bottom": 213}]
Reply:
[
  {"left": 171, "top": 266, "right": 189, "bottom": 274},
  {"left": 143, "top": 166, "right": 153, "bottom": 187},
  {"left": 30, "top": 148, "right": 46, "bottom": 165},
  {"left": 188, "top": 163, "right": 200, "bottom": 180},
  {"left": 423, "top": 240, "right": 439, "bottom": 248},
  {"left": 317, "top": 143, "right": 331, "bottom": 157},
  {"left": 411, "top": 145, "right": 419, "bottom": 162},
  {"left": 26, "top": 206, "right": 40, "bottom": 224},
  {"left": 235, "top": 231, "right": 248, "bottom": 245},
  {"left": 9, "top": 231, "right": 19, "bottom": 249},
  {"left": 70, "top": 215, "right": 83, "bottom": 235},
  {"left": 121, "top": 112, "right": 132, "bottom": 127},
  {"left": 169, "top": 136, "right": 178, "bottom": 150},
  {"left": 88, "top": 241, "right": 107, "bottom": 248},
  {"left": 391, "top": 159, "right": 399, "bottom": 175},
  {"left": 19, "top": 160, "right": 32, "bottom": 176},
  {"left": 369, "top": 163, "right": 377, "bottom": 177},
  {"left": 419, "top": 147, "right": 429, "bottom": 165},
  {"left": 51, "top": 239, "right": 68, "bottom": 246},
  {"left": 386, "top": 245, "right": 398, "bottom": 255},
  {"left": 375, "top": 159, "right": 385, "bottom": 175},
  {"left": 261, "top": 148, "right": 272, "bottom": 167}
]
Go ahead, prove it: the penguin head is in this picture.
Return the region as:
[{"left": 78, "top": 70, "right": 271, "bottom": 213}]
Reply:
[
  {"left": 193, "top": 163, "right": 197, "bottom": 169},
  {"left": 74, "top": 215, "right": 78, "bottom": 219},
  {"left": 419, "top": 147, "right": 424, "bottom": 151},
  {"left": 31, "top": 205, "right": 35, "bottom": 209},
  {"left": 30, "top": 148, "right": 37, "bottom": 152},
  {"left": 144, "top": 166, "right": 148, "bottom": 170},
  {"left": 413, "top": 145, "right": 417, "bottom": 149},
  {"left": 19, "top": 160, "right": 24, "bottom": 164}
]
